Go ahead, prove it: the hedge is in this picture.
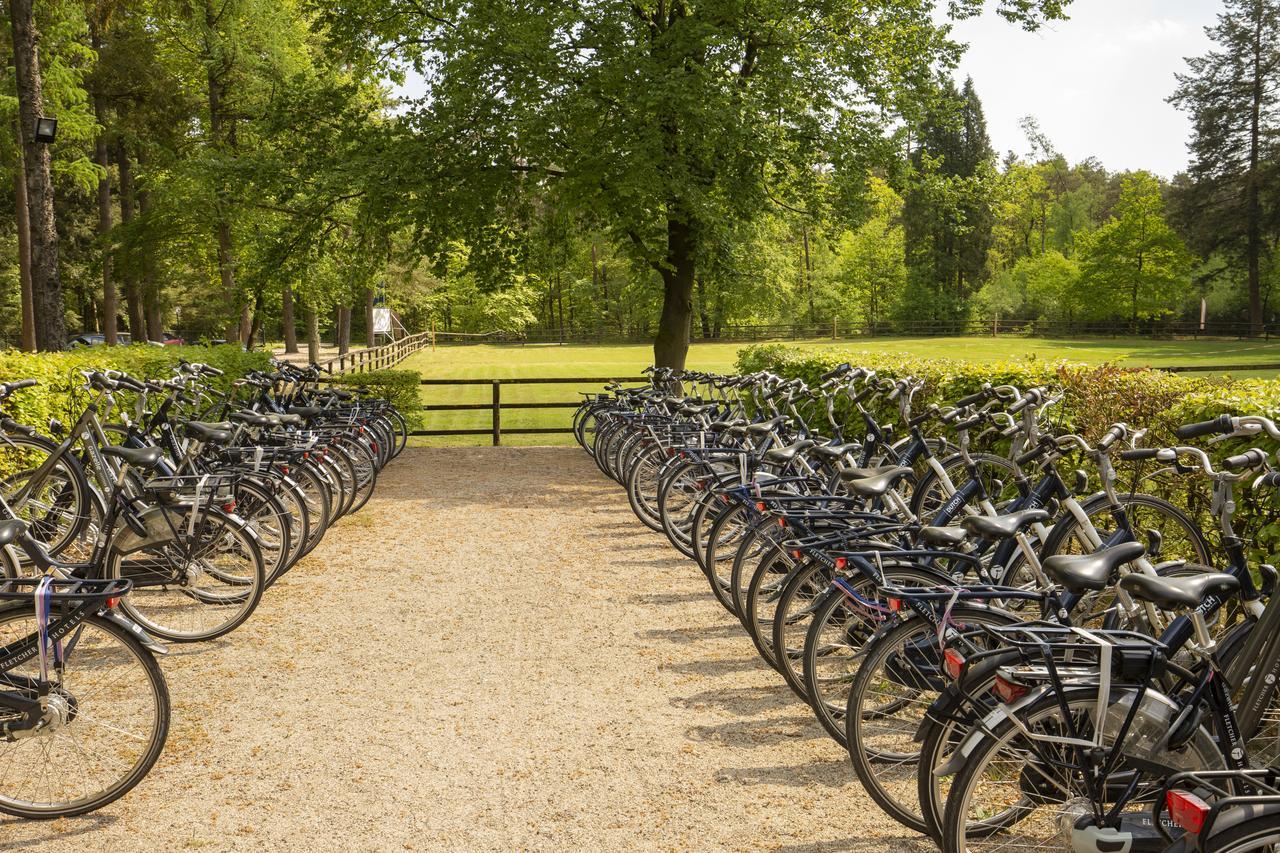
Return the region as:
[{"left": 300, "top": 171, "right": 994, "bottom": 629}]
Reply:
[
  {"left": 736, "top": 344, "right": 1280, "bottom": 563},
  {"left": 0, "top": 345, "right": 271, "bottom": 435},
  {"left": 326, "top": 369, "right": 423, "bottom": 429}
]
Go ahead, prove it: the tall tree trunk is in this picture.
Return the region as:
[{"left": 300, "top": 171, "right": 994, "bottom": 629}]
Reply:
[
  {"left": 91, "top": 28, "right": 117, "bottom": 345},
  {"left": 305, "top": 306, "right": 320, "bottom": 364},
  {"left": 364, "top": 288, "right": 374, "bottom": 347},
  {"left": 695, "top": 276, "right": 711, "bottom": 339},
  {"left": 282, "top": 282, "right": 298, "bottom": 353},
  {"left": 1247, "top": 2, "right": 1265, "bottom": 335},
  {"left": 136, "top": 168, "right": 164, "bottom": 341},
  {"left": 556, "top": 274, "right": 565, "bottom": 342},
  {"left": 803, "top": 228, "right": 814, "bottom": 326},
  {"left": 337, "top": 306, "right": 351, "bottom": 355},
  {"left": 10, "top": 0, "right": 66, "bottom": 350},
  {"left": 13, "top": 134, "right": 35, "bottom": 351},
  {"left": 653, "top": 216, "right": 696, "bottom": 369},
  {"left": 204, "top": 0, "right": 239, "bottom": 343},
  {"left": 117, "top": 144, "right": 146, "bottom": 339},
  {"left": 247, "top": 289, "right": 262, "bottom": 346}
]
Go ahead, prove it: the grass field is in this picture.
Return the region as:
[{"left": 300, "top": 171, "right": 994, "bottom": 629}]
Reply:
[{"left": 399, "top": 336, "right": 1280, "bottom": 445}]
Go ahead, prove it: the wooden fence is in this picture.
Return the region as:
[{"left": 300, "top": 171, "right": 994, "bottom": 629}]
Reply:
[
  {"left": 319, "top": 331, "right": 434, "bottom": 374},
  {"left": 414, "top": 376, "right": 645, "bottom": 444}
]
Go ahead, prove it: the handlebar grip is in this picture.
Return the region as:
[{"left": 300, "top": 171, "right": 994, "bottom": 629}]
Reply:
[
  {"left": 1224, "top": 448, "right": 1268, "bottom": 471},
  {"left": 1176, "top": 414, "right": 1234, "bottom": 440},
  {"left": 117, "top": 376, "right": 147, "bottom": 392},
  {"left": 202, "top": 365, "right": 225, "bottom": 377},
  {"left": 1097, "top": 424, "right": 1127, "bottom": 452},
  {"left": 1008, "top": 395, "right": 1032, "bottom": 415},
  {"left": 955, "top": 388, "right": 989, "bottom": 407},
  {"left": 1119, "top": 448, "right": 1160, "bottom": 461},
  {"left": 1016, "top": 444, "right": 1048, "bottom": 467},
  {"left": 820, "top": 363, "right": 852, "bottom": 382},
  {"left": 908, "top": 405, "right": 940, "bottom": 428},
  {"left": 954, "top": 415, "right": 983, "bottom": 432},
  {"left": 1260, "top": 472, "right": 1280, "bottom": 488}
]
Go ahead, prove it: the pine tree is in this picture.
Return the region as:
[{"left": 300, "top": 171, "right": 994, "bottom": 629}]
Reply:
[
  {"left": 1170, "top": 0, "right": 1280, "bottom": 334},
  {"left": 902, "top": 75, "right": 996, "bottom": 328}
]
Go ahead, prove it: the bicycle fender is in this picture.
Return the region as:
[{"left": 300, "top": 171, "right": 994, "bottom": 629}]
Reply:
[
  {"left": 99, "top": 608, "right": 169, "bottom": 656},
  {"left": 931, "top": 687, "right": 1047, "bottom": 777}
]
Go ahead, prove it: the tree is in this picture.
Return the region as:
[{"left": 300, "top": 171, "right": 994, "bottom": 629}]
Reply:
[
  {"left": 1170, "top": 0, "right": 1280, "bottom": 334},
  {"left": 1078, "top": 172, "right": 1194, "bottom": 328},
  {"left": 9, "top": 0, "right": 67, "bottom": 349},
  {"left": 902, "top": 75, "right": 997, "bottom": 329},
  {"left": 316, "top": 0, "right": 1069, "bottom": 368},
  {"left": 833, "top": 177, "right": 906, "bottom": 331}
]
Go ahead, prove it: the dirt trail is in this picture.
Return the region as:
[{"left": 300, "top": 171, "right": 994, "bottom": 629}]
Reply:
[{"left": 2, "top": 447, "right": 932, "bottom": 851}]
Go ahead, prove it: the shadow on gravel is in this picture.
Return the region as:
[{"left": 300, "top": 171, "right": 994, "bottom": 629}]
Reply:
[
  {"left": 713, "top": 757, "right": 852, "bottom": 788},
  {"left": 685, "top": 714, "right": 829, "bottom": 747},
  {"left": 0, "top": 813, "right": 117, "bottom": 846},
  {"left": 771, "top": 836, "right": 932, "bottom": 853},
  {"left": 660, "top": 656, "right": 763, "bottom": 676},
  {"left": 631, "top": 589, "right": 708, "bottom": 604},
  {"left": 638, "top": 623, "right": 742, "bottom": 643},
  {"left": 671, "top": 683, "right": 791, "bottom": 716}
]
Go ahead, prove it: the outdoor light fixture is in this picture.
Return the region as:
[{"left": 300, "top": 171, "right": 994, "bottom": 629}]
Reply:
[{"left": 33, "top": 117, "right": 57, "bottom": 144}]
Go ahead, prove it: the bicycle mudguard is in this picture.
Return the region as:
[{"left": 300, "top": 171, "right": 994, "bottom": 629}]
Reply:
[
  {"left": 99, "top": 608, "right": 168, "bottom": 656},
  {"left": 931, "top": 686, "right": 1052, "bottom": 777}
]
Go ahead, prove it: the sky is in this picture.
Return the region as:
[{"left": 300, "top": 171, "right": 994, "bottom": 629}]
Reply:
[{"left": 949, "top": 0, "right": 1221, "bottom": 177}]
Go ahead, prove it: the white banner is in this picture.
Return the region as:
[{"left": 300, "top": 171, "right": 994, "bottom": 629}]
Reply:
[{"left": 373, "top": 307, "right": 392, "bottom": 334}]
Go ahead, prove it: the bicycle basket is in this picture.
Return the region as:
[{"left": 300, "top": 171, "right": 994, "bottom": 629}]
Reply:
[{"left": 140, "top": 473, "right": 239, "bottom": 507}]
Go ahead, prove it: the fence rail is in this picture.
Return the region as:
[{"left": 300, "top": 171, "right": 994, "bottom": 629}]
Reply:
[
  {"left": 412, "top": 376, "right": 645, "bottom": 444},
  {"left": 318, "top": 331, "right": 434, "bottom": 374},
  {"left": 427, "top": 318, "right": 1280, "bottom": 345}
]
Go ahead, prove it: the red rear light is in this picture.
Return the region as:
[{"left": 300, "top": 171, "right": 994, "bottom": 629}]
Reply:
[
  {"left": 888, "top": 597, "right": 902, "bottom": 613},
  {"left": 777, "top": 517, "right": 786, "bottom": 528},
  {"left": 222, "top": 501, "right": 237, "bottom": 513},
  {"left": 791, "top": 549, "right": 803, "bottom": 559},
  {"left": 943, "top": 648, "right": 966, "bottom": 680},
  {"left": 106, "top": 596, "right": 120, "bottom": 609},
  {"left": 993, "top": 674, "right": 1029, "bottom": 704},
  {"left": 834, "top": 557, "right": 847, "bottom": 570},
  {"left": 756, "top": 501, "right": 766, "bottom": 511},
  {"left": 1166, "top": 790, "right": 1211, "bottom": 835}
]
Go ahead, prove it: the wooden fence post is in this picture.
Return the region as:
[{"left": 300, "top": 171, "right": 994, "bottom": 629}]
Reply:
[{"left": 491, "top": 380, "right": 501, "bottom": 446}]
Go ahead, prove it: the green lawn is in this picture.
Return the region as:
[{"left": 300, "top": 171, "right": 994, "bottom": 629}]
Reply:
[{"left": 400, "top": 336, "right": 1280, "bottom": 445}]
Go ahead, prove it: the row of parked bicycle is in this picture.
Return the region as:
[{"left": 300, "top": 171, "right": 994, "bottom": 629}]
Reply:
[
  {"left": 576, "top": 365, "right": 1280, "bottom": 852},
  {"left": 0, "top": 359, "right": 406, "bottom": 818}
]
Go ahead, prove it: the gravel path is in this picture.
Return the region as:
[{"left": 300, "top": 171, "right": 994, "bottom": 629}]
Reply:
[{"left": 2, "top": 447, "right": 933, "bottom": 851}]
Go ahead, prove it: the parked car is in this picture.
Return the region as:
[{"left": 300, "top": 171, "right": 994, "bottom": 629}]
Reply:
[{"left": 66, "top": 333, "right": 132, "bottom": 349}]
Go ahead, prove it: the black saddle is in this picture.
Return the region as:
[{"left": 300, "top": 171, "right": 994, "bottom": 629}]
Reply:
[
  {"left": 709, "top": 419, "right": 747, "bottom": 432},
  {"left": 0, "top": 519, "right": 26, "bottom": 547},
  {"left": 288, "top": 406, "right": 324, "bottom": 418},
  {"left": 839, "top": 465, "right": 913, "bottom": 498},
  {"left": 960, "top": 508, "right": 1050, "bottom": 541},
  {"left": 763, "top": 440, "right": 816, "bottom": 466},
  {"left": 810, "top": 441, "right": 860, "bottom": 461},
  {"left": 918, "top": 526, "right": 968, "bottom": 549},
  {"left": 1043, "top": 541, "right": 1146, "bottom": 594},
  {"left": 183, "top": 421, "right": 233, "bottom": 444},
  {"left": 746, "top": 416, "right": 790, "bottom": 435},
  {"left": 1119, "top": 570, "right": 1240, "bottom": 610},
  {"left": 229, "top": 411, "right": 276, "bottom": 427},
  {"left": 102, "top": 445, "right": 165, "bottom": 470}
]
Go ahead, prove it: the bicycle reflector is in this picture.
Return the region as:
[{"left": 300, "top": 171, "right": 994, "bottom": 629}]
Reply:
[
  {"left": 943, "top": 648, "right": 966, "bottom": 680},
  {"left": 791, "top": 549, "right": 803, "bottom": 560},
  {"left": 834, "top": 557, "right": 847, "bottom": 570},
  {"left": 888, "top": 597, "right": 903, "bottom": 613},
  {"left": 755, "top": 501, "right": 766, "bottom": 511},
  {"left": 777, "top": 517, "right": 786, "bottom": 528},
  {"left": 1166, "top": 789, "right": 1211, "bottom": 834},
  {"left": 106, "top": 596, "right": 120, "bottom": 610},
  {"left": 993, "top": 673, "right": 1029, "bottom": 704}
]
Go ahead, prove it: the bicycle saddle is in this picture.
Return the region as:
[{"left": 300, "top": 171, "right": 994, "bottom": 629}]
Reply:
[
  {"left": 183, "top": 421, "right": 233, "bottom": 444},
  {"left": 274, "top": 413, "right": 305, "bottom": 427},
  {"left": 809, "top": 442, "right": 860, "bottom": 461},
  {"left": 838, "top": 465, "right": 913, "bottom": 498},
  {"left": 678, "top": 403, "right": 717, "bottom": 417},
  {"left": 1119, "top": 570, "right": 1240, "bottom": 610},
  {"left": 229, "top": 411, "right": 276, "bottom": 427},
  {"left": 746, "top": 416, "right": 790, "bottom": 435},
  {"left": 0, "top": 518, "right": 25, "bottom": 547},
  {"left": 918, "top": 526, "right": 968, "bottom": 548},
  {"left": 1043, "top": 541, "right": 1146, "bottom": 594},
  {"left": 102, "top": 445, "right": 165, "bottom": 470},
  {"left": 709, "top": 419, "right": 747, "bottom": 432},
  {"left": 960, "top": 508, "right": 1050, "bottom": 541},
  {"left": 288, "top": 406, "right": 324, "bottom": 418},
  {"left": 762, "top": 439, "right": 816, "bottom": 466}
]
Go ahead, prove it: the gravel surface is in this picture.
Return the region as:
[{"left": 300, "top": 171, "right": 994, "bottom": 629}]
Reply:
[{"left": 2, "top": 447, "right": 934, "bottom": 851}]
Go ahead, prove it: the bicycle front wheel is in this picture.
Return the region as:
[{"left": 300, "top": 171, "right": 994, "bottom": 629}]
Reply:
[{"left": 0, "top": 606, "right": 169, "bottom": 818}]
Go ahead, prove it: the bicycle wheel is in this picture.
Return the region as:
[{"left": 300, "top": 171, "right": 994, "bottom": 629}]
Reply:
[
  {"left": 107, "top": 506, "right": 266, "bottom": 642},
  {"left": 335, "top": 435, "right": 378, "bottom": 514},
  {"left": 0, "top": 605, "right": 169, "bottom": 818},
  {"left": 911, "top": 453, "right": 1022, "bottom": 522},
  {"left": 290, "top": 460, "right": 332, "bottom": 557},
  {"left": 0, "top": 433, "right": 91, "bottom": 557},
  {"left": 701, "top": 502, "right": 751, "bottom": 613},
  {"left": 232, "top": 478, "right": 292, "bottom": 587},
  {"left": 846, "top": 606, "right": 1022, "bottom": 835},
  {"left": 939, "top": 686, "right": 1222, "bottom": 853},
  {"left": 800, "top": 564, "right": 954, "bottom": 746}
]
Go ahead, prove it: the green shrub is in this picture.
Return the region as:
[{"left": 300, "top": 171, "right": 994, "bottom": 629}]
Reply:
[
  {"left": 0, "top": 345, "right": 271, "bottom": 434},
  {"left": 737, "top": 344, "right": 1280, "bottom": 563},
  {"left": 327, "top": 369, "right": 422, "bottom": 429}
]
